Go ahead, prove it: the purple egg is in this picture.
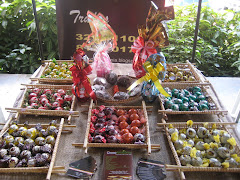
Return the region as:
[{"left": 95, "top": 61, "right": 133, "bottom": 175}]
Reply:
[
  {"left": 97, "top": 112, "right": 105, "bottom": 118},
  {"left": 134, "top": 133, "right": 145, "bottom": 142},
  {"left": 105, "top": 125, "right": 115, "bottom": 132},
  {"left": 107, "top": 136, "right": 118, "bottom": 143},
  {"left": 97, "top": 118, "right": 105, "bottom": 124},
  {"left": 109, "top": 129, "right": 118, "bottom": 136},
  {"left": 94, "top": 135, "right": 105, "bottom": 143},
  {"left": 104, "top": 107, "right": 114, "bottom": 115},
  {"left": 107, "top": 120, "right": 116, "bottom": 126},
  {"left": 95, "top": 123, "right": 104, "bottom": 129},
  {"left": 94, "top": 129, "right": 103, "bottom": 136}
]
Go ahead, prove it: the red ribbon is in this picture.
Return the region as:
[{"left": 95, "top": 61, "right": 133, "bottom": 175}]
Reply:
[
  {"left": 131, "top": 36, "right": 157, "bottom": 62},
  {"left": 131, "top": 37, "right": 157, "bottom": 78},
  {"left": 71, "top": 48, "right": 96, "bottom": 100}
]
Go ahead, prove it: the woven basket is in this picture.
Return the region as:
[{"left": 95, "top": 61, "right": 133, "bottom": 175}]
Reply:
[
  {"left": 5, "top": 84, "right": 78, "bottom": 124},
  {"left": 158, "top": 120, "right": 240, "bottom": 180},
  {"left": 94, "top": 75, "right": 142, "bottom": 105},
  {"left": 163, "top": 61, "right": 202, "bottom": 83},
  {"left": 73, "top": 99, "right": 159, "bottom": 154},
  {"left": 31, "top": 60, "right": 74, "bottom": 84},
  {"left": 0, "top": 118, "right": 66, "bottom": 180},
  {"left": 158, "top": 83, "right": 228, "bottom": 115}
]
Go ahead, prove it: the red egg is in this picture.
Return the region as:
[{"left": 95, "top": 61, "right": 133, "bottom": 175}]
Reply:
[
  {"left": 122, "top": 133, "right": 134, "bottom": 144},
  {"left": 131, "top": 120, "right": 141, "bottom": 127},
  {"left": 129, "top": 113, "right": 139, "bottom": 121},
  {"left": 140, "top": 117, "right": 147, "bottom": 124},
  {"left": 116, "top": 109, "right": 125, "bottom": 116},
  {"left": 130, "top": 126, "right": 140, "bottom": 135},
  {"left": 118, "top": 115, "right": 128, "bottom": 122},
  {"left": 120, "top": 129, "right": 130, "bottom": 135},
  {"left": 119, "top": 121, "right": 128, "bottom": 129},
  {"left": 128, "top": 108, "right": 138, "bottom": 115}
]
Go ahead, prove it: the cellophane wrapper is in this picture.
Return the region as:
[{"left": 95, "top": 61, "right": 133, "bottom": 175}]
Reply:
[
  {"left": 132, "top": 2, "right": 174, "bottom": 78},
  {"left": 82, "top": 11, "right": 117, "bottom": 78}
]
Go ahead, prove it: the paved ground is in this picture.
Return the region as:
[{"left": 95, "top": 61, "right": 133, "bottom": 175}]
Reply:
[{"left": 207, "top": 77, "right": 240, "bottom": 120}]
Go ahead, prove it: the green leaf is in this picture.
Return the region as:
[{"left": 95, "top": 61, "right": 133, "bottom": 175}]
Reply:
[
  {"left": 1, "top": 9, "right": 7, "bottom": 17},
  {"left": 20, "top": 48, "right": 25, "bottom": 54},
  {"left": 47, "top": 40, "right": 52, "bottom": 53},
  {"left": 50, "top": 23, "right": 57, "bottom": 34},
  {"left": 48, "top": 51, "right": 56, "bottom": 60},
  {"left": 14, "top": 3, "right": 22, "bottom": 16},
  {"left": 2, "top": 20, "right": 7, "bottom": 29},
  {"left": 0, "top": 59, "right": 6, "bottom": 63}
]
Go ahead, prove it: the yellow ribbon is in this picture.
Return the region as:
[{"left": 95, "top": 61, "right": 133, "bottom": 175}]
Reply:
[{"left": 127, "top": 61, "right": 170, "bottom": 97}]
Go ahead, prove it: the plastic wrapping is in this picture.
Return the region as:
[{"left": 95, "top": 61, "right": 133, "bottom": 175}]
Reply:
[
  {"left": 131, "top": 2, "right": 174, "bottom": 78},
  {"left": 82, "top": 11, "right": 117, "bottom": 77}
]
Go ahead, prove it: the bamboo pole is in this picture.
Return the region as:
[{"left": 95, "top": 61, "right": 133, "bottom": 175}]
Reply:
[
  {"left": 142, "top": 101, "right": 152, "bottom": 155},
  {"left": 46, "top": 118, "right": 64, "bottom": 180},
  {"left": 83, "top": 99, "right": 94, "bottom": 153}
]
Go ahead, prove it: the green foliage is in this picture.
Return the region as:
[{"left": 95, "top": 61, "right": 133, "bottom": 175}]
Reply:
[
  {"left": 163, "top": 4, "right": 240, "bottom": 77},
  {"left": 0, "top": 44, "right": 40, "bottom": 73},
  {"left": 0, "top": 0, "right": 58, "bottom": 74}
]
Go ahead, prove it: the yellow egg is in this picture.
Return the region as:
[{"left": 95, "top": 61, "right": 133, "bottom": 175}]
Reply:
[
  {"left": 54, "top": 65, "right": 60, "bottom": 70},
  {"left": 62, "top": 64, "right": 67, "bottom": 68},
  {"left": 58, "top": 72, "right": 66, "bottom": 78},
  {"left": 50, "top": 72, "right": 56, "bottom": 76},
  {"left": 60, "top": 67, "right": 66, "bottom": 73},
  {"left": 66, "top": 74, "right": 72, "bottom": 79},
  {"left": 66, "top": 71, "right": 72, "bottom": 75},
  {"left": 52, "top": 68, "right": 58, "bottom": 73},
  {"left": 53, "top": 75, "right": 58, "bottom": 78},
  {"left": 44, "top": 69, "right": 51, "bottom": 75},
  {"left": 49, "top": 62, "right": 55, "bottom": 68},
  {"left": 62, "top": 73, "right": 67, "bottom": 78}
]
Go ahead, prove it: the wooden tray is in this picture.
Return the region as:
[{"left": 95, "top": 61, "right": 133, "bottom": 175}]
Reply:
[
  {"left": 5, "top": 84, "right": 78, "bottom": 124},
  {"left": 158, "top": 120, "right": 240, "bottom": 180},
  {"left": 163, "top": 61, "right": 203, "bottom": 83},
  {"left": 72, "top": 99, "right": 160, "bottom": 154},
  {"left": 0, "top": 118, "right": 67, "bottom": 180},
  {"left": 158, "top": 83, "right": 228, "bottom": 115},
  {"left": 31, "top": 60, "right": 74, "bottom": 84}
]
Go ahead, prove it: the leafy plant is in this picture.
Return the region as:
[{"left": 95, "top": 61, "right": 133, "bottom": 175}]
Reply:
[
  {"left": 0, "top": 0, "right": 58, "bottom": 74},
  {"left": 0, "top": 44, "right": 40, "bottom": 73},
  {"left": 163, "top": 4, "right": 240, "bottom": 77}
]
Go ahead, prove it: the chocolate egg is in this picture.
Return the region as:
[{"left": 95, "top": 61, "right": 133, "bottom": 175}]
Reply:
[
  {"left": 209, "top": 158, "right": 221, "bottom": 167},
  {"left": 197, "top": 127, "right": 208, "bottom": 138},
  {"left": 206, "top": 148, "right": 217, "bottom": 159},
  {"left": 191, "top": 157, "right": 203, "bottom": 166},
  {"left": 9, "top": 147, "right": 20, "bottom": 157},
  {"left": 186, "top": 128, "right": 196, "bottom": 138},
  {"left": 9, "top": 157, "right": 19, "bottom": 168},
  {"left": 217, "top": 147, "right": 230, "bottom": 159},
  {"left": 107, "top": 135, "right": 118, "bottom": 143},
  {"left": 105, "top": 71, "right": 117, "bottom": 85},
  {"left": 180, "top": 155, "right": 191, "bottom": 166},
  {"left": 174, "top": 140, "right": 183, "bottom": 150},
  {"left": 133, "top": 133, "right": 145, "bottom": 142}
]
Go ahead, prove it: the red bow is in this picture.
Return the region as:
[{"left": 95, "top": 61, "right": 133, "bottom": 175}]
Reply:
[
  {"left": 131, "top": 36, "right": 157, "bottom": 62},
  {"left": 131, "top": 36, "right": 157, "bottom": 78}
]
